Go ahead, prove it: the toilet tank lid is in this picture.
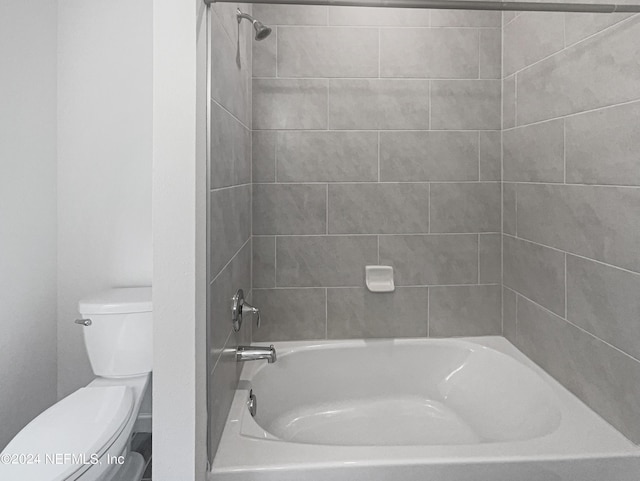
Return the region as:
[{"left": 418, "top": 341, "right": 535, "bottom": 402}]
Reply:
[{"left": 79, "top": 287, "right": 152, "bottom": 315}]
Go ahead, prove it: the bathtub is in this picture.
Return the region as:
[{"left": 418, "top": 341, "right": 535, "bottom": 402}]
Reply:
[{"left": 210, "top": 337, "right": 640, "bottom": 481}]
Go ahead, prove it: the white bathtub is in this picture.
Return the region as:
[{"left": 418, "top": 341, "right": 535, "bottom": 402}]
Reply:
[{"left": 210, "top": 337, "right": 640, "bottom": 481}]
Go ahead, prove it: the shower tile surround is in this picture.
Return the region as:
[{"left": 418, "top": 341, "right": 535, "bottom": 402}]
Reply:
[
  {"left": 251, "top": 6, "right": 503, "bottom": 343},
  {"left": 208, "top": 3, "right": 640, "bottom": 461},
  {"left": 502, "top": 12, "right": 640, "bottom": 443}
]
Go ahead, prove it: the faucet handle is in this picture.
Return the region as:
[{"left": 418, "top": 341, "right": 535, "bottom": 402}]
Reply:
[{"left": 243, "top": 303, "right": 260, "bottom": 328}]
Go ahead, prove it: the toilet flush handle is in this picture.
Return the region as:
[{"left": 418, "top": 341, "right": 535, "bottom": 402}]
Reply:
[{"left": 75, "top": 318, "right": 92, "bottom": 326}]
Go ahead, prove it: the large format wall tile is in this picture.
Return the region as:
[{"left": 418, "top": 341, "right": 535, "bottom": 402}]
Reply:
[
  {"left": 479, "top": 233, "right": 501, "bottom": 284},
  {"left": 503, "top": 235, "right": 565, "bottom": 316},
  {"left": 253, "top": 236, "right": 275, "bottom": 288},
  {"left": 253, "top": 184, "right": 326, "bottom": 235},
  {"left": 253, "top": 30, "right": 277, "bottom": 78},
  {"left": 278, "top": 131, "right": 378, "bottom": 182},
  {"left": 431, "top": 80, "right": 501, "bottom": 130},
  {"left": 380, "top": 28, "right": 479, "bottom": 79},
  {"left": 516, "top": 296, "right": 640, "bottom": 444},
  {"left": 210, "top": 101, "right": 251, "bottom": 189},
  {"left": 277, "top": 236, "right": 377, "bottom": 287},
  {"left": 565, "top": 101, "right": 640, "bottom": 186},
  {"left": 278, "top": 27, "right": 378, "bottom": 78},
  {"left": 379, "top": 235, "right": 478, "bottom": 286},
  {"left": 253, "top": 79, "right": 328, "bottom": 130},
  {"left": 210, "top": 184, "right": 251, "bottom": 277},
  {"left": 430, "top": 183, "right": 501, "bottom": 233},
  {"left": 253, "top": 5, "right": 328, "bottom": 25},
  {"left": 252, "top": 131, "right": 276, "bottom": 182},
  {"left": 211, "top": 12, "right": 251, "bottom": 127},
  {"left": 503, "top": 119, "right": 565, "bottom": 182},
  {"left": 479, "top": 29, "right": 502, "bottom": 79},
  {"left": 327, "top": 287, "right": 428, "bottom": 338},
  {"left": 328, "top": 7, "right": 431, "bottom": 26},
  {"left": 329, "top": 79, "right": 430, "bottom": 130},
  {"left": 517, "top": 17, "right": 640, "bottom": 125},
  {"left": 516, "top": 184, "right": 640, "bottom": 272},
  {"left": 431, "top": 10, "right": 501, "bottom": 27},
  {"left": 567, "top": 255, "right": 640, "bottom": 360},
  {"left": 564, "top": 12, "right": 631, "bottom": 46},
  {"left": 328, "top": 183, "right": 430, "bottom": 234},
  {"left": 252, "top": 288, "right": 326, "bottom": 341},
  {"left": 379, "top": 131, "right": 479, "bottom": 182},
  {"left": 503, "top": 12, "right": 564, "bottom": 76},
  {"left": 430, "top": 285, "right": 502, "bottom": 337}
]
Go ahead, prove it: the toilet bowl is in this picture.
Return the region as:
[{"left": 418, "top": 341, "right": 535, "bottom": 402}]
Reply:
[{"left": 0, "top": 287, "right": 152, "bottom": 481}]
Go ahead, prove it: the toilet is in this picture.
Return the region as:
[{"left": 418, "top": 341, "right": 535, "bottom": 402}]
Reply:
[{"left": 0, "top": 287, "right": 153, "bottom": 481}]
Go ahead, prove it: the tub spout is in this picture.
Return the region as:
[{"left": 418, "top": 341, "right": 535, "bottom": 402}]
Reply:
[{"left": 236, "top": 345, "right": 277, "bottom": 364}]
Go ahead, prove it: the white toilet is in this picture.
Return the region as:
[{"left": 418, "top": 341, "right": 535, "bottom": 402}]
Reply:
[{"left": 0, "top": 287, "right": 153, "bottom": 481}]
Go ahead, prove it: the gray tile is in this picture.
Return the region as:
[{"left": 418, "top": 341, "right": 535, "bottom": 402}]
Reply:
[
  {"left": 252, "top": 131, "right": 276, "bottom": 183},
  {"left": 479, "top": 233, "right": 501, "bottom": 284},
  {"left": 211, "top": 12, "right": 252, "bottom": 127},
  {"left": 479, "top": 131, "right": 501, "bottom": 181},
  {"left": 277, "top": 236, "right": 377, "bottom": 287},
  {"left": 209, "top": 242, "right": 251, "bottom": 361},
  {"left": 503, "top": 183, "right": 517, "bottom": 236},
  {"left": 380, "top": 131, "right": 479, "bottom": 182},
  {"left": 210, "top": 184, "right": 251, "bottom": 277},
  {"left": 567, "top": 254, "right": 640, "bottom": 360},
  {"left": 479, "top": 29, "right": 502, "bottom": 79},
  {"left": 503, "top": 235, "right": 565, "bottom": 316},
  {"left": 431, "top": 80, "right": 501, "bottom": 130},
  {"left": 503, "top": 286, "right": 517, "bottom": 343},
  {"left": 503, "top": 119, "right": 565, "bottom": 182},
  {"left": 278, "top": 131, "right": 378, "bottom": 182},
  {"left": 503, "top": 11, "right": 519, "bottom": 24},
  {"left": 328, "top": 6, "right": 431, "bottom": 26},
  {"left": 252, "top": 28, "right": 277, "bottom": 77},
  {"left": 565, "top": 101, "right": 640, "bottom": 186},
  {"left": 253, "top": 184, "right": 326, "bottom": 235},
  {"left": 430, "top": 183, "right": 501, "bottom": 233},
  {"left": 564, "top": 12, "right": 631, "bottom": 46},
  {"left": 517, "top": 17, "right": 640, "bottom": 125},
  {"left": 379, "top": 235, "right": 478, "bottom": 286},
  {"left": 503, "top": 75, "right": 516, "bottom": 129},
  {"left": 253, "top": 4, "right": 328, "bottom": 25},
  {"left": 516, "top": 184, "right": 640, "bottom": 272},
  {"left": 327, "top": 287, "right": 428, "bottom": 339},
  {"left": 503, "top": 12, "right": 565, "bottom": 76},
  {"left": 516, "top": 296, "right": 640, "bottom": 444},
  {"left": 430, "top": 285, "right": 502, "bottom": 337},
  {"left": 380, "top": 28, "right": 479, "bottom": 79},
  {"left": 329, "top": 183, "right": 430, "bottom": 234},
  {"left": 252, "top": 288, "right": 326, "bottom": 341},
  {"left": 278, "top": 27, "right": 378, "bottom": 78},
  {"left": 253, "top": 236, "right": 276, "bottom": 288},
  {"left": 431, "top": 10, "right": 501, "bottom": 27},
  {"left": 210, "top": 101, "right": 251, "bottom": 189},
  {"left": 253, "top": 79, "right": 328, "bottom": 130},
  {"left": 329, "top": 79, "right": 430, "bottom": 130}
]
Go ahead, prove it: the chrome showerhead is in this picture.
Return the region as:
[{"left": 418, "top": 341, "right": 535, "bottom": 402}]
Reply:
[{"left": 236, "top": 9, "right": 272, "bottom": 41}]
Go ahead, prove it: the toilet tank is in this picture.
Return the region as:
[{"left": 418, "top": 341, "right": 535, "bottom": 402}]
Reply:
[{"left": 78, "top": 287, "right": 152, "bottom": 378}]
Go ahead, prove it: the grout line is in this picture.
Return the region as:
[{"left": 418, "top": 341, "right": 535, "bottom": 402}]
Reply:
[
  {"left": 564, "top": 252, "right": 568, "bottom": 319},
  {"left": 477, "top": 234, "right": 481, "bottom": 283},
  {"left": 513, "top": 290, "right": 640, "bottom": 365},
  {"left": 503, "top": 233, "right": 640, "bottom": 277}
]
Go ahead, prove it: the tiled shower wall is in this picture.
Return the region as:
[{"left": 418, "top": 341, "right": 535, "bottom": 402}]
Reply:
[
  {"left": 502, "top": 12, "right": 640, "bottom": 443},
  {"left": 251, "top": 5, "right": 503, "bottom": 341},
  {"left": 207, "top": 4, "right": 253, "bottom": 463}
]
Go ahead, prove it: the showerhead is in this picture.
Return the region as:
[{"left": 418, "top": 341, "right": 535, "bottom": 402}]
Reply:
[{"left": 236, "top": 9, "right": 272, "bottom": 41}]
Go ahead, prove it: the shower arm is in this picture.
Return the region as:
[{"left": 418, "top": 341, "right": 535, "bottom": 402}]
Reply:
[{"left": 203, "top": 0, "right": 640, "bottom": 13}]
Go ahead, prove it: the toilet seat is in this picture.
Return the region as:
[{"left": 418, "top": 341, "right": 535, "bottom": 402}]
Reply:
[{"left": 1, "top": 385, "right": 134, "bottom": 481}]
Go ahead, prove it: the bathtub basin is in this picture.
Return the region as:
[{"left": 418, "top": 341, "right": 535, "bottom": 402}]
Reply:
[{"left": 210, "top": 336, "right": 640, "bottom": 481}]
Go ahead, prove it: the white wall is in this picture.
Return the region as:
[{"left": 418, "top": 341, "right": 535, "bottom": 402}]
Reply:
[
  {"left": 152, "top": 0, "right": 208, "bottom": 478},
  {"left": 0, "top": 0, "right": 58, "bottom": 450},
  {"left": 56, "top": 0, "right": 153, "bottom": 398}
]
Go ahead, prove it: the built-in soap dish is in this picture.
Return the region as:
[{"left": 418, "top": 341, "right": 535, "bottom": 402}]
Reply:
[{"left": 365, "top": 266, "right": 395, "bottom": 293}]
